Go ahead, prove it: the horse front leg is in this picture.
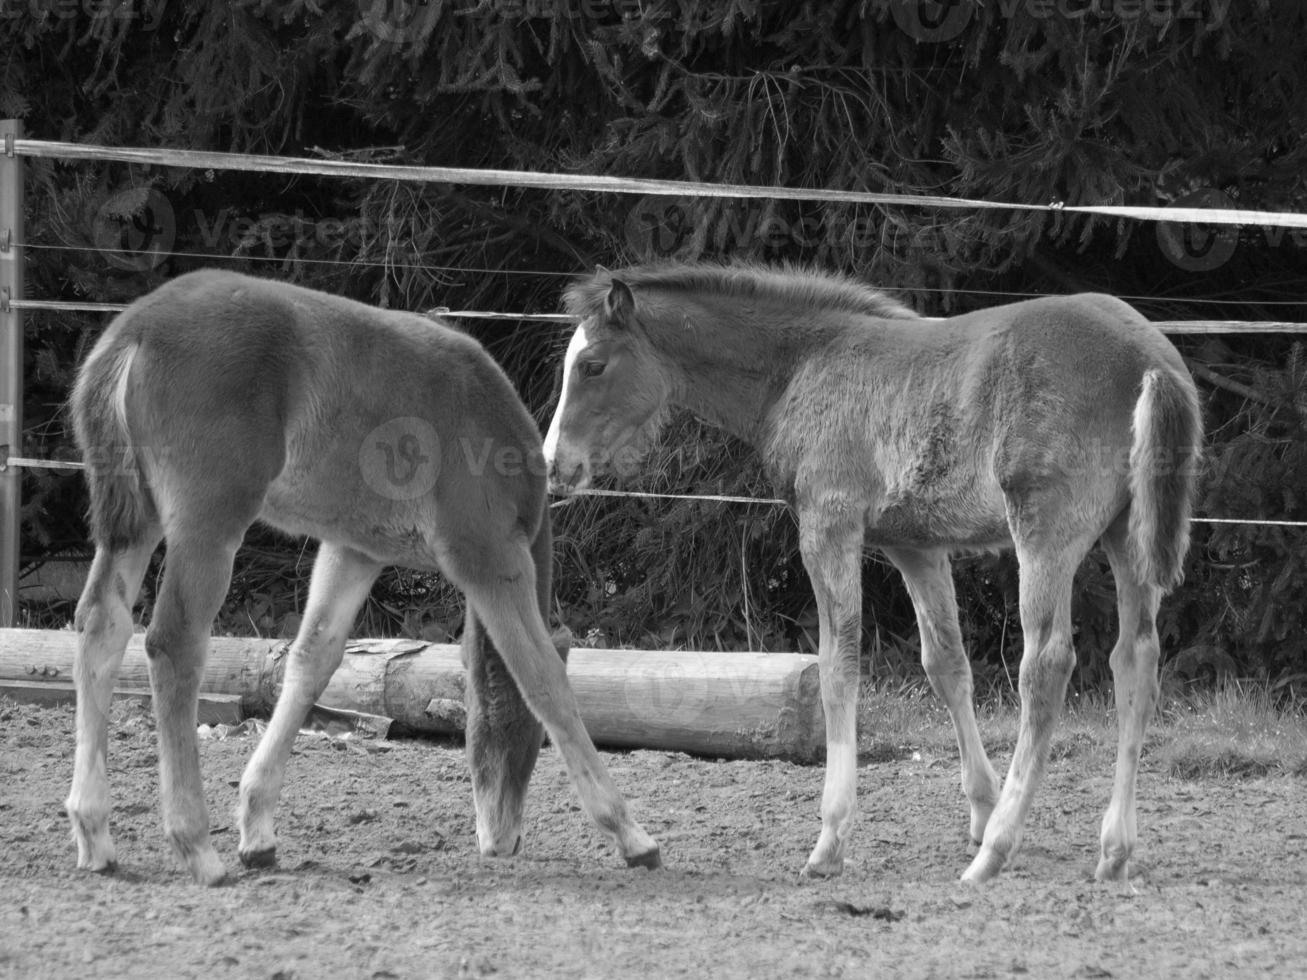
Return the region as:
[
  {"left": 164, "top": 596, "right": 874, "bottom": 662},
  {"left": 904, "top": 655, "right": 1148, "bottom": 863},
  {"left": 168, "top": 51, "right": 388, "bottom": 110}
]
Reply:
[
  {"left": 798, "top": 509, "right": 864, "bottom": 878},
  {"left": 238, "top": 542, "right": 380, "bottom": 869},
  {"left": 460, "top": 564, "right": 660, "bottom": 868}
]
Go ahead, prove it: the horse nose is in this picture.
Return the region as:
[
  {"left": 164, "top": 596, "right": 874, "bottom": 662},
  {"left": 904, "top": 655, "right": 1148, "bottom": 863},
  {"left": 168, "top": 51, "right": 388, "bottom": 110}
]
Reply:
[{"left": 547, "top": 456, "right": 582, "bottom": 494}]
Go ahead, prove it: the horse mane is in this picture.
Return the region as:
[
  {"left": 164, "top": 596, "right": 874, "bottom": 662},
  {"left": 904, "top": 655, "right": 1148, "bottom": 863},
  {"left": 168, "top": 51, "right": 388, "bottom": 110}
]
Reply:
[{"left": 563, "top": 261, "right": 920, "bottom": 322}]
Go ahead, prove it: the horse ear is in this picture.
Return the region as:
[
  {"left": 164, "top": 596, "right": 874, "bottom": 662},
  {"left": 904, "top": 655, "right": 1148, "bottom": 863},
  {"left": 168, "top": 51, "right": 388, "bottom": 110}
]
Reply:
[{"left": 604, "top": 278, "right": 635, "bottom": 325}]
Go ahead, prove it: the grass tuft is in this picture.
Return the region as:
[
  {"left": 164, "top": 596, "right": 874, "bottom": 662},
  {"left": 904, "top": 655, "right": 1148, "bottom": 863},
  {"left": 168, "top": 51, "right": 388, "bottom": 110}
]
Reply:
[
  {"left": 854, "top": 675, "right": 1307, "bottom": 779},
  {"left": 1155, "top": 680, "right": 1307, "bottom": 779}
]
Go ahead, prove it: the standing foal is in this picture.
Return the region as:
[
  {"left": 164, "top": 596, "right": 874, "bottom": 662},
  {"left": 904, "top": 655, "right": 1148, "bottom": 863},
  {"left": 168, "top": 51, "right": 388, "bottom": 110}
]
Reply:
[
  {"left": 544, "top": 262, "right": 1200, "bottom": 883},
  {"left": 68, "top": 270, "right": 659, "bottom": 884}
]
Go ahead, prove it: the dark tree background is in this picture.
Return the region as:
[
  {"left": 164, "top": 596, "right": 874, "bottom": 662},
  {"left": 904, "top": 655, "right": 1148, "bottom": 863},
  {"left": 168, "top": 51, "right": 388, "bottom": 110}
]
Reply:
[{"left": 5, "top": 0, "right": 1305, "bottom": 690}]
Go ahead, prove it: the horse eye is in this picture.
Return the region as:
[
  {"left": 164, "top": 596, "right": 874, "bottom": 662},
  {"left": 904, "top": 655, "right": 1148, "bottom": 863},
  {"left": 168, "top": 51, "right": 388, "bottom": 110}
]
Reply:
[{"left": 578, "top": 360, "right": 606, "bottom": 379}]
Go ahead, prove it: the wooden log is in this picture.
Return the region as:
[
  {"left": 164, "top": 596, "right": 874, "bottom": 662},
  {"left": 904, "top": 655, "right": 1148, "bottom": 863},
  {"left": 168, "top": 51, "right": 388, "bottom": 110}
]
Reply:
[{"left": 0, "top": 628, "right": 824, "bottom": 760}]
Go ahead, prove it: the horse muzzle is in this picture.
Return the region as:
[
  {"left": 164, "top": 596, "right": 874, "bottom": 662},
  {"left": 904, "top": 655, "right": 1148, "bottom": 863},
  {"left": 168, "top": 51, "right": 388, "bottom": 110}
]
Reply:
[{"left": 545, "top": 452, "right": 591, "bottom": 495}]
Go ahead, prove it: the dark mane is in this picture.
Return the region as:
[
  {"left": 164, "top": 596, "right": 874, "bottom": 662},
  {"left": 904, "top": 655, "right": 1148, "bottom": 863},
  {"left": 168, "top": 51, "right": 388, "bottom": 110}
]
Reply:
[{"left": 564, "top": 261, "right": 919, "bottom": 321}]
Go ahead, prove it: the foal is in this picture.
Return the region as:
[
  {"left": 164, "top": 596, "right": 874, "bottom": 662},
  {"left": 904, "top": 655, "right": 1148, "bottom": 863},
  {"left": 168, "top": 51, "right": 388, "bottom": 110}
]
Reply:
[
  {"left": 68, "top": 270, "right": 659, "bottom": 884},
  {"left": 544, "top": 262, "right": 1200, "bottom": 883}
]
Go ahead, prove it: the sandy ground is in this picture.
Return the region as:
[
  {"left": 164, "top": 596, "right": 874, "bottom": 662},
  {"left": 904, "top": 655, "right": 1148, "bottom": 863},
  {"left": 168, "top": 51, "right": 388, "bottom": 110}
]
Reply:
[{"left": 2, "top": 697, "right": 1305, "bottom": 980}]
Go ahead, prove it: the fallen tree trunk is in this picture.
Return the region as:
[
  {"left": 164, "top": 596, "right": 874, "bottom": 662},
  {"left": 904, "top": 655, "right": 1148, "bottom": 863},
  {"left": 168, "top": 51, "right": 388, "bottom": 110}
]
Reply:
[{"left": 0, "top": 628, "right": 824, "bottom": 761}]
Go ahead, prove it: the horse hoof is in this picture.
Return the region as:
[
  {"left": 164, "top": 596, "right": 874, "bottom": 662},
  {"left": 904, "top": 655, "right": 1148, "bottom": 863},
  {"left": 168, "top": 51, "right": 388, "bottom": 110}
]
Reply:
[
  {"left": 1094, "top": 856, "right": 1129, "bottom": 882},
  {"left": 800, "top": 861, "right": 843, "bottom": 880},
  {"left": 625, "top": 846, "right": 662, "bottom": 871},
  {"left": 85, "top": 859, "right": 118, "bottom": 876},
  {"left": 479, "top": 835, "right": 523, "bottom": 859},
  {"left": 961, "top": 848, "right": 1003, "bottom": 885},
  {"left": 239, "top": 847, "right": 277, "bottom": 870}
]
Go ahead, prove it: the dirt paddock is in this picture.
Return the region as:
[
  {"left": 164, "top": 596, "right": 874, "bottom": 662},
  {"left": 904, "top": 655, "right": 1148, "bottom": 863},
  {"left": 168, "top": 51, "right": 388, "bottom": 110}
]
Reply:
[{"left": 3, "top": 697, "right": 1305, "bottom": 979}]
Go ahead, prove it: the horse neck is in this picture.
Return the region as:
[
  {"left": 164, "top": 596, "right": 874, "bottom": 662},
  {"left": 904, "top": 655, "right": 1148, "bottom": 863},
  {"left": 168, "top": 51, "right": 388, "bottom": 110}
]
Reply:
[{"left": 642, "top": 295, "right": 815, "bottom": 446}]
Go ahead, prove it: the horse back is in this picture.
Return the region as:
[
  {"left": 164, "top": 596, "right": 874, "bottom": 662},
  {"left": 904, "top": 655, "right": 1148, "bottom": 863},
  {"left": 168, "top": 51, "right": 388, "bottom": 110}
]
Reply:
[
  {"left": 767, "top": 293, "right": 1191, "bottom": 550},
  {"left": 89, "top": 270, "right": 546, "bottom": 565}
]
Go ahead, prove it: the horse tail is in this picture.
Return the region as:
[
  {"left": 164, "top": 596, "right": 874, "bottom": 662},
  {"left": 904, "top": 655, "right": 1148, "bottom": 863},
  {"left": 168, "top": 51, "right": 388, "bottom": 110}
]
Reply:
[
  {"left": 1127, "top": 367, "right": 1202, "bottom": 591},
  {"left": 530, "top": 508, "right": 572, "bottom": 663},
  {"left": 71, "top": 335, "right": 157, "bottom": 550},
  {"left": 459, "top": 499, "right": 569, "bottom": 681}
]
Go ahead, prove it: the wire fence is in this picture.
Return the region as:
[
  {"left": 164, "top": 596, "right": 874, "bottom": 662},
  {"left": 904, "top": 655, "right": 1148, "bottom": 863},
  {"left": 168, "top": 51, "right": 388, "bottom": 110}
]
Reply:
[
  {"left": 18, "top": 136, "right": 1307, "bottom": 228},
  {"left": 4, "top": 134, "right": 1307, "bottom": 532},
  {"left": 10, "top": 298, "right": 1307, "bottom": 336}
]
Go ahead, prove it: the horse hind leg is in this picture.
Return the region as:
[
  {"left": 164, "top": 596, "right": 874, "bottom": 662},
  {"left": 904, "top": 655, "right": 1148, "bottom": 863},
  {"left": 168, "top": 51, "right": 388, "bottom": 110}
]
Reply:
[
  {"left": 67, "top": 535, "right": 160, "bottom": 873},
  {"left": 1095, "top": 514, "right": 1163, "bottom": 882},
  {"left": 144, "top": 529, "right": 249, "bottom": 886},
  {"left": 963, "top": 526, "right": 1096, "bottom": 884},
  {"left": 238, "top": 542, "right": 381, "bottom": 868},
  {"left": 451, "top": 534, "right": 660, "bottom": 868},
  {"left": 884, "top": 546, "right": 1000, "bottom": 844},
  {"left": 462, "top": 603, "right": 548, "bottom": 859},
  {"left": 463, "top": 510, "right": 570, "bottom": 859}
]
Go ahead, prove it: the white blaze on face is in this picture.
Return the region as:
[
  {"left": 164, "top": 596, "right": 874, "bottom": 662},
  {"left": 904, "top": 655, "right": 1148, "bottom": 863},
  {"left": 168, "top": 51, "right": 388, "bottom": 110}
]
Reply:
[{"left": 543, "top": 321, "right": 590, "bottom": 471}]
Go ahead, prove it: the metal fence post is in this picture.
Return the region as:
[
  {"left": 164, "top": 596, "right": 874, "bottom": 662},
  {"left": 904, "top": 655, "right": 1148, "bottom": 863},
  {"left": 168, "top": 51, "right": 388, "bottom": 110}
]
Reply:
[{"left": 1, "top": 119, "right": 24, "bottom": 626}]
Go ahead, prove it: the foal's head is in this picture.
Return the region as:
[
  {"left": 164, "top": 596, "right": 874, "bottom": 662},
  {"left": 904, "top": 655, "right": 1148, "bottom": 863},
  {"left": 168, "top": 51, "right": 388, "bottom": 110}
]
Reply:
[{"left": 544, "top": 274, "right": 672, "bottom": 493}]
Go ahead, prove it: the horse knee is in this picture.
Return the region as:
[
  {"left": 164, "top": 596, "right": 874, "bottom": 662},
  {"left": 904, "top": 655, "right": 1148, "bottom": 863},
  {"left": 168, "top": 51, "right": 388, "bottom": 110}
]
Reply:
[
  {"left": 821, "top": 648, "right": 860, "bottom": 689},
  {"left": 922, "top": 640, "right": 973, "bottom": 696},
  {"left": 74, "top": 598, "right": 130, "bottom": 651},
  {"left": 143, "top": 619, "right": 176, "bottom": 662},
  {"left": 1018, "top": 633, "right": 1075, "bottom": 701}
]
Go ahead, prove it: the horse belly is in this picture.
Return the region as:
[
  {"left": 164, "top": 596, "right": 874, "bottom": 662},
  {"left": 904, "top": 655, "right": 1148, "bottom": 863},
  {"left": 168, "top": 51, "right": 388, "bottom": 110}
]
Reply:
[
  {"left": 259, "top": 465, "right": 442, "bottom": 569},
  {"left": 867, "top": 479, "right": 1011, "bottom": 552}
]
